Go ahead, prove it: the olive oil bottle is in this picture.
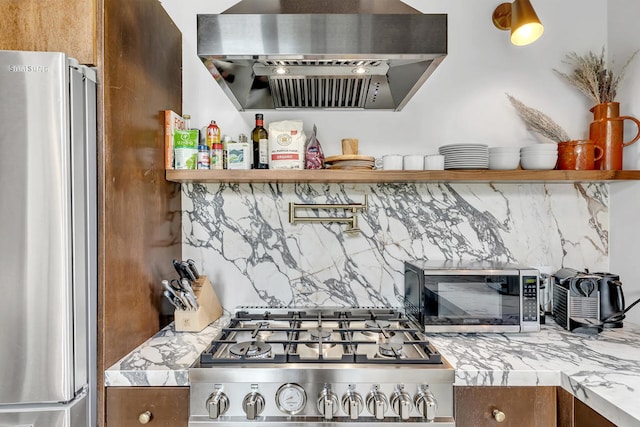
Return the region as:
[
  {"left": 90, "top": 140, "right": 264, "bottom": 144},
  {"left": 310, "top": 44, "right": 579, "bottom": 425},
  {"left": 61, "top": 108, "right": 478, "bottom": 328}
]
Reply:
[{"left": 252, "top": 113, "right": 269, "bottom": 169}]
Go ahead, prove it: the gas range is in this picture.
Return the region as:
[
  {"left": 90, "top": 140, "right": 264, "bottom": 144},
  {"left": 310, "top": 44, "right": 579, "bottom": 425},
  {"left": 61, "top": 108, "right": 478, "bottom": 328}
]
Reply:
[{"left": 189, "top": 308, "right": 454, "bottom": 426}]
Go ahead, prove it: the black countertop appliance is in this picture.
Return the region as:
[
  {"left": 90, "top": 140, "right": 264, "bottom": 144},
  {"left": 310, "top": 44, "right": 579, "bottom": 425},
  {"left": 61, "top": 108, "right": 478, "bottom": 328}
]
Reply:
[
  {"left": 553, "top": 268, "right": 626, "bottom": 333},
  {"left": 593, "top": 272, "right": 625, "bottom": 328}
]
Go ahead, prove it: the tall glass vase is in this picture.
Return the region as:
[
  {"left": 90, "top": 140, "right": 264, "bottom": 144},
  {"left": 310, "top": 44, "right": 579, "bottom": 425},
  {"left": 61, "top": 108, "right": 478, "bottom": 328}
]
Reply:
[{"left": 589, "top": 102, "right": 640, "bottom": 170}]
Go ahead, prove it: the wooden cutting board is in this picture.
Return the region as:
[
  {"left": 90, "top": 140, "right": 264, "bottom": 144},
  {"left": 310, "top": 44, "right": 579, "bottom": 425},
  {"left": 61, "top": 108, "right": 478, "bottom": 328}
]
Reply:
[{"left": 324, "top": 154, "right": 376, "bottom": 163}]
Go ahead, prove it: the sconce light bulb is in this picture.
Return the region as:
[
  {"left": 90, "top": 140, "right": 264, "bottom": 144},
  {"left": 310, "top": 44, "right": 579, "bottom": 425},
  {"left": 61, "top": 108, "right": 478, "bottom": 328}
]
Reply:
[{"left": 511, "top": 21, "right": 544, "bottom": 46}]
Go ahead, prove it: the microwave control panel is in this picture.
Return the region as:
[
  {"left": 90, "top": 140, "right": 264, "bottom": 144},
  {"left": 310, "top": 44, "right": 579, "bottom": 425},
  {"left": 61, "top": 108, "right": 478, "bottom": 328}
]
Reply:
[{"left": 522, "top": 276, "right": 539, "bottom": 322}]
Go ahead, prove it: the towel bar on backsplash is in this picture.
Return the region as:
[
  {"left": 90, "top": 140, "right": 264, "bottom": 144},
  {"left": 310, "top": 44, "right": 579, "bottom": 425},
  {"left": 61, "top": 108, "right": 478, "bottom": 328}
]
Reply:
[{"left": 288, "top": 195, "right": 368, "bottom": 233}]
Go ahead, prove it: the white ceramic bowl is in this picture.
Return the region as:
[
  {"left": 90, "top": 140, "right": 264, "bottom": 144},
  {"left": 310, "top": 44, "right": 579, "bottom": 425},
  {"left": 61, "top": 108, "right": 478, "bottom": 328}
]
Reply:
[
  {"left": 520, "top": 153, "right": 558, "bottom": 170},
  {"left": 520, "top": 144, "right": 558, "bottom": 153},
  {"left": 489, "top": 146, "right": 520, "bottom": 154},
  {"left": 489, "top": 153, "right": 520, "bottom": 170}
]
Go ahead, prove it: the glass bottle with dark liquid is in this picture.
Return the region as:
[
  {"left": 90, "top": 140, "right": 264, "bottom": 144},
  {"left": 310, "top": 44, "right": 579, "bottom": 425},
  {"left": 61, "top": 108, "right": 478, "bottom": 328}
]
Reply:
[{"left": 252, "top": 113, "right": 269, "bottom": 169}]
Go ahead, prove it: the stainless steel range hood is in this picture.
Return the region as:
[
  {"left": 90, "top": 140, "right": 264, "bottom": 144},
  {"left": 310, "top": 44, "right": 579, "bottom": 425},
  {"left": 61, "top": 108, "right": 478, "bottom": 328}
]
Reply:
[{"left": 197, "top": 0, "right": 447, "bottom": 111}]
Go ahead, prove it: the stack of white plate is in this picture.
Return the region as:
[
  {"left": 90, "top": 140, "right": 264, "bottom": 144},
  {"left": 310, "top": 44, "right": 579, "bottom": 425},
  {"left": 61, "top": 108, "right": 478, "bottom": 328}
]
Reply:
[
  {"left": 438, "top": 143, "right": 489, "bottom": 169},
  {"left": 520, "top": 144, "right": 558, "bottom": 170}
]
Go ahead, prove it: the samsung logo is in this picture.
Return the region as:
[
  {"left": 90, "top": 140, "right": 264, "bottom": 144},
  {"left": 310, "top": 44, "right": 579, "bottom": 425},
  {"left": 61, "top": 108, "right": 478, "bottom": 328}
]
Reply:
[{"left": 8, "top": 65, "right": 49, "bottom": 73}]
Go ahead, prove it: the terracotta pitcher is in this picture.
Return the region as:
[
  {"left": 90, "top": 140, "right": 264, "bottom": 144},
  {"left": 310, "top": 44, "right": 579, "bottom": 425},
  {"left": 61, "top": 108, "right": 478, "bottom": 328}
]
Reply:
[{"left": 589, "top": 102, "right": 640, "bottom": 170}]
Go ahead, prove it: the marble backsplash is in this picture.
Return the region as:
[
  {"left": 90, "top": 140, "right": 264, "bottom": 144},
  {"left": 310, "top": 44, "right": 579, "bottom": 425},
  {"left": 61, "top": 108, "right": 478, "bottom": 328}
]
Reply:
[{"left": 182, "top": 182, "right": 608, "bottom": 310}]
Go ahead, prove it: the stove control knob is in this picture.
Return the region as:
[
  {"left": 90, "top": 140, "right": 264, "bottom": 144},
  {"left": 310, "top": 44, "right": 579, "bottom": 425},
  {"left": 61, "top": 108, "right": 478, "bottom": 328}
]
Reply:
[
  {"left": 414, "top": 385, "right": 437, "bottom": 422},
  {"left": 206, "top": 387, "right": 229, "bottom": 419},
  {"left": 390, "top": 389, "right": 413, "bottom": 420},
  {"left": 317, "top": 385, "right": 339, "bottom": 420},
  {"left": 242, "top": 388, "right": 265, "bottom": 420},
  {"left": 366, "top": 387, "right": 389, "bottom": 420},
  {"left": 341, "top": 387, "right": 364, "bottom": 420}
]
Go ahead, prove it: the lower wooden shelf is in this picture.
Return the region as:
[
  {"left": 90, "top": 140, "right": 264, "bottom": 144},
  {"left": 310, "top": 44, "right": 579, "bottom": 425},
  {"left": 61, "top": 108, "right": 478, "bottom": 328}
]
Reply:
[{"left": 166, "top": 169, "right": 640, "bottom": 184}]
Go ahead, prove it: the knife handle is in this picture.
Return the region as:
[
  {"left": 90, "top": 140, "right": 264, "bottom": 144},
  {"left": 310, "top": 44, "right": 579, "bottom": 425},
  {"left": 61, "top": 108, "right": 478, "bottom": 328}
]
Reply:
[
  {"left": 163, "top": 290, "right": 182, "bottom": 310},
  {"left": 187, "top": 259, "right": 200, "bottom": 278},
  {"left": 180, "top": 261, "right": 197, "bottom": 282},
  {"left": 173, "top": 259, "right": 186, "bottom": 278},
  {"left": 181, "top": 278, "right": 196, "bottom": 296}
]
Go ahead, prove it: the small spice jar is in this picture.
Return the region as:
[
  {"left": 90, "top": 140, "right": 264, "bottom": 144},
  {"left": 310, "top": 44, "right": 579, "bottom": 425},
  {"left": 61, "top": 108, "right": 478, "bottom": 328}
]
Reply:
[{"left": 557, "top": 140, "right": 603, "bottom": 170}]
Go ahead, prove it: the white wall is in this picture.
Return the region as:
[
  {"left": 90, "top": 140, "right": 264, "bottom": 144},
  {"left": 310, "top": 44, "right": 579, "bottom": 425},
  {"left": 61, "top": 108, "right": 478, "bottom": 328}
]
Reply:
[
  {"left": 160, "top": 0, "right": 605, "bottom": 157},
  {"left": 608, "top": 0, "right": 640, "bottom": 325}
]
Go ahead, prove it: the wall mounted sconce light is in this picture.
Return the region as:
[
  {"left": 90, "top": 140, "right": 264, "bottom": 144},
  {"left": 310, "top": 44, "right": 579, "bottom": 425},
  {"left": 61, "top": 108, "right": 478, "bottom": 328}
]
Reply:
[{"left": 492, "top": 0, "right": 544, "bottom": 46}]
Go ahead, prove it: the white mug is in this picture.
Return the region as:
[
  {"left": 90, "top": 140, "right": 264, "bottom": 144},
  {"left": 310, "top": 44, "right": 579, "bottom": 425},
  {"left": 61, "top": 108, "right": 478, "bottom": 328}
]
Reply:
[
  {"left": 403, "top": 154, "right": 424, "bottom": 170},
  {"left": 376, "top": 154, "right": 403, "bottom": 170},
  {"left": 424, "top": 154, "right": 445, "bottom": 170}
]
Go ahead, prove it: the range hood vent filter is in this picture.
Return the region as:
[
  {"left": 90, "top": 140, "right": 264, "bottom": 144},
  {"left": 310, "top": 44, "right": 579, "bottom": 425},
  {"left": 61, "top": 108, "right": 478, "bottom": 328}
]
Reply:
[{"left": 270, "top": 76, "right": 370, "bottom": 109}]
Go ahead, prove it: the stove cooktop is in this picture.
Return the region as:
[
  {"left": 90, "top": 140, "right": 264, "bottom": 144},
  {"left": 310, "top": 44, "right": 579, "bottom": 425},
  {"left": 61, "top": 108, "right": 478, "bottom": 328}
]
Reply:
[{"left": 197, "top": 307, "right": 443, "bottom": 366}]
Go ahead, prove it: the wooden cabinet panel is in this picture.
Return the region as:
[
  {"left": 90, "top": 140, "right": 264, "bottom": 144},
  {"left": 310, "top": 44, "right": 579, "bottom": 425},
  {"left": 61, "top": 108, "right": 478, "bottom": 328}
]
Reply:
[
  {"left": 0, "top": 0, "right": 97, "bottom": 65},
  {"left": 98, "top": 1, "right": 182, "bottom": 426},
  {"left": 556, "top": 386, "right": 616, "bottom": 427},
  {"left": 99, "top": 0, "right": 182, "bottom": 372},
  {"left": 455, "top": 386, "right": 556, "bottom": 427},
  {"left": 556, "top": 386, "right": 575, "bottom": 427},
  {"left": 574, "top": 396, "right": 616, "bottom": 427},
  {"left": 106, "top": 387, "right": 188, "bottom": 427}
]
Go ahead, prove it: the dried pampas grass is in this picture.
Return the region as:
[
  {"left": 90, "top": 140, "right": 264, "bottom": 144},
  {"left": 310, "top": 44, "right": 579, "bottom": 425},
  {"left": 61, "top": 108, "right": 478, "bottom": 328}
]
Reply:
[
  {"left": 506, "top": 94, "right": 570, "bottom": 143},
  {"left": 554, "top": 48, "right": 638, "bottom": 104}
]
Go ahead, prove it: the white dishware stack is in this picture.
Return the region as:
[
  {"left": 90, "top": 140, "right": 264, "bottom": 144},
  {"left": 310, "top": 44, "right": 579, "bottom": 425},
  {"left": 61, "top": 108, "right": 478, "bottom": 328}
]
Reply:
[
  {"left": 438, "top": 143, "right": 489, "bottom": 169},
  {"left": 520, "top": 144, "right": 558, "bottom": 170},
  {"left": 374, "top": 154, "right": 403, "bottom": 170},
  {"left": 424, "top": 154, "right": 445, "bottom": 170},
  {"left": 403, "top": 154, "right": 425, "bottom": 170},
  {"left": 488, "top": 146, "right": 521, "bottom": 170}
]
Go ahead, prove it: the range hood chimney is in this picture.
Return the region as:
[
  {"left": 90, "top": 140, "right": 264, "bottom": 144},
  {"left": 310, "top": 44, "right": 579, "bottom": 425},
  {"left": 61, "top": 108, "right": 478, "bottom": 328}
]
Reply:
[{"left": 197, "top": 0, "right": 447, "bottom": 111}]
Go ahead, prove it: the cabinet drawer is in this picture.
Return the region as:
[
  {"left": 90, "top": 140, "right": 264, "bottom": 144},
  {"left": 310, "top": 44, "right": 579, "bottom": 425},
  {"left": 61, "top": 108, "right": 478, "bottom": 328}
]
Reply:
[
  {"left": 455, "top": 386, "right": 556, "bottom": 427},
  {"left": 106, "top": 387, "right": 188, "bottom": 427}
]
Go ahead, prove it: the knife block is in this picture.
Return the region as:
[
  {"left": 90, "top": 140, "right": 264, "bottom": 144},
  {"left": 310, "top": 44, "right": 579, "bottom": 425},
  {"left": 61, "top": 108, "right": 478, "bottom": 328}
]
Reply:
[{"left": 174, "top": 276, "right": 223, "bottom": 332}]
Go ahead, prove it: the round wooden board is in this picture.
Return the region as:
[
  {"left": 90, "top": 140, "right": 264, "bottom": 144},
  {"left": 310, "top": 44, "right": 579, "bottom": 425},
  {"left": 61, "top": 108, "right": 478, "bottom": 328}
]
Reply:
[{"left": 324, "top": 154, "right": 376, "bottom": 163}]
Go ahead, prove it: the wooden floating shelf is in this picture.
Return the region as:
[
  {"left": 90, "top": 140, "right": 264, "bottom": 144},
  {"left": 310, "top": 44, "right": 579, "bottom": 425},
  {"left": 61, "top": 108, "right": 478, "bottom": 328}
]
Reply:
[{"left": 166, "top": 169, "right": 640, "bottom": 184}]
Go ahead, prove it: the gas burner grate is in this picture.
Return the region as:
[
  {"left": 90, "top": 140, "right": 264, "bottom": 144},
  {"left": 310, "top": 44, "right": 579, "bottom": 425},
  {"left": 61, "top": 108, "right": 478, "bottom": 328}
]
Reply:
[{"left": 198, "top": 308, "right": 444, "bottom": 366}]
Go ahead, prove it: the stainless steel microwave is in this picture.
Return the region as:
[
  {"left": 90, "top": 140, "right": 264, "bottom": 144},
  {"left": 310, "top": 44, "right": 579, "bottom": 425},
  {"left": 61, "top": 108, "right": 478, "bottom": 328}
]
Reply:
[{"left": 404, "top": 260, "right": 540, "bottom": 333}]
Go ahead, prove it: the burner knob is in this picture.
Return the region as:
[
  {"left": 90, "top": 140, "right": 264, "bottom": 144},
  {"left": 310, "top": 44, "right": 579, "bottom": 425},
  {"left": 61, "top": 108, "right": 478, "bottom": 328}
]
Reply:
[
  {"left": 317, "top": 385, "right": 339, "bottom": 420},
  {"left": 414, "top": 386, "right": 437, "bottom": 422},
  {"left": 242, "top": 389, "right": 265, "bottom": 420},
  {"left": 341, "top": 387, "right": 364, "bottom": 420},
  {"left": 390, "top": 389, "right": 412, "bottom": 420},
  {"left": 206, "top": 387, "right": 229, "bottom": 419},
  {"left": 366, "top": 387, "right": 389, "bottom": 420}
]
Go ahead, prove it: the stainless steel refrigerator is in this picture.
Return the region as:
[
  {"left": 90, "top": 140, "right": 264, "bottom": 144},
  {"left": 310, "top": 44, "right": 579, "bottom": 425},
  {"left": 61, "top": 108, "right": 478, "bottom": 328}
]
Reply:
[{"left": 0, "top": 51, "right": 97, "bottom": 427}]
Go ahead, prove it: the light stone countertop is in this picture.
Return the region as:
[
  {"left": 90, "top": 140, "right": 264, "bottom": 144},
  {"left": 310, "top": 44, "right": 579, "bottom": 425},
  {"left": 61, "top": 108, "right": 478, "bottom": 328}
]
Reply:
[{"left": 105, "top": 315, "right": 640, "bottom": 426}]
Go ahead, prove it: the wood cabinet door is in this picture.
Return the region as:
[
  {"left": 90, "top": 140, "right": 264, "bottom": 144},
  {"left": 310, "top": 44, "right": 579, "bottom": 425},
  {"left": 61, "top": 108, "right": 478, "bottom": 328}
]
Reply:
[
  {"left": 455, "top": 386, "right": 556, "bottom": 427},
  {"left": 0, "top": 0, "right": 97, "bottom": 65},
  {"left": 106, "top": 387, "right": 189, "bottom": 427},
  {"left": 556, "top": 386, "right": 575, "bottom": 427},
  {"left": 574, "top": 397, "right": 616, "bottom": 427},
  {"left": 557, "top": 386, "right": 617, "bottom": 427}
]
